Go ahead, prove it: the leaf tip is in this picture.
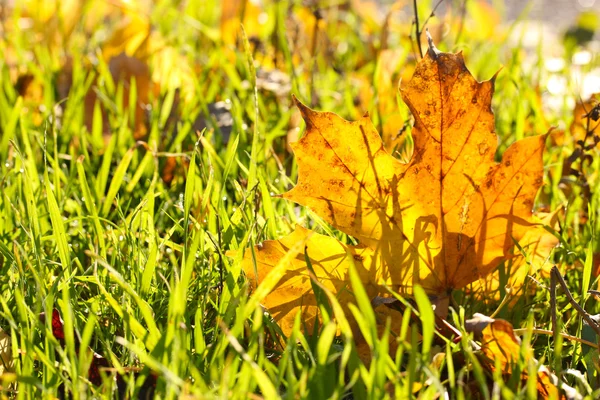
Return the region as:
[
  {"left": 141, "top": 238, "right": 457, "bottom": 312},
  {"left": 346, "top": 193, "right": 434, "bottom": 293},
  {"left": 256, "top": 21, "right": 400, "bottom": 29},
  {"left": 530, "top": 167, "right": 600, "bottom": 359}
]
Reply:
[
  {"left": 292, "top": 94, "right": 309, "bottom": 114},
  {"left": 291, "top": 93, "right": 300, "bottom": 106},
  {"left": 292, "top": 95, "right": 316, "bottom": 128},
  {"left": 543, "top": 127, "right": 556, "bottom": 142},
  {"left": 491, "top": 67, "right": 503, "bottom": 83}
]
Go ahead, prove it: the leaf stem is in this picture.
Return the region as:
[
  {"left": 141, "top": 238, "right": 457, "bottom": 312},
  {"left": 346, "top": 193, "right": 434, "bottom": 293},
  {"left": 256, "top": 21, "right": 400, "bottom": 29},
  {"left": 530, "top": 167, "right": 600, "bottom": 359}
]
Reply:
[
  {"left": 512, "top": 328, "right": 598, "bottom": 350},
  {"left": 551, "top": 266, "right": 600, "bottom": 337}
]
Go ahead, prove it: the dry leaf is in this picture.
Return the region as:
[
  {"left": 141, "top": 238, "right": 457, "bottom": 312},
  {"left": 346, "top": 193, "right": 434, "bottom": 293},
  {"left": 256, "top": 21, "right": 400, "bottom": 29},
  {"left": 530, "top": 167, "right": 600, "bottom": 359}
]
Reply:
[
  {"left": 16, "top": 74, "right": 45, "bottom": 126},
  {"left": 100, "top": 0, "right": 196, "bottom": 109},
  {"left": 102, "top": 0, "right": 153, "bottom": 61},
  {"left": 240, "top": 47, "right": 545, "bottom": 334},
  {"left": 355, "top": 302, "right": 405, "bottom": 363},
  {"left": 466, "top": 314, "right": 579, "bottom": 399},
  {"left": 285, "top": 49, "right": 545, "bottom": 293},
  {"left": 220, "top": 0, "right": 264, "bottom": 46},
  {"left": 570, "top": 94, "right": 600, "bottom": 146},
  {"left": 80, "top": 53, "right": 151, "bottom": 140},
  {"left": 241, "top": 226, "right": 379, "bottom": 336},
  {"left": 0, "top": 329, "right": 12, "bottom": 376},
  {"left": 109, "top": 53, "right": 151, "bottom": 139},
  {"left": 462, "top": 1, "right": 502, "bottom": 41},
  {"left": 468, "top": 210, "right": 559, "bottom": 301},
  {"left": 472, "top": 314, "right": 524, "bottom": 373},
  {"left": 285, "top": 6, "right": 328, "bottom": 68},
  {"left": 151, "top": 46, "right": 196, "bottom": 103}
]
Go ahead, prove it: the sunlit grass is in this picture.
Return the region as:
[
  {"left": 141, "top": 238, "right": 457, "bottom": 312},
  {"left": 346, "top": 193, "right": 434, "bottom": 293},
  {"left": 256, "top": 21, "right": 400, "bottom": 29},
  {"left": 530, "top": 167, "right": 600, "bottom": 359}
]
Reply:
[{"left": 0, "top": 0, "right": 599, "bottom": 398}]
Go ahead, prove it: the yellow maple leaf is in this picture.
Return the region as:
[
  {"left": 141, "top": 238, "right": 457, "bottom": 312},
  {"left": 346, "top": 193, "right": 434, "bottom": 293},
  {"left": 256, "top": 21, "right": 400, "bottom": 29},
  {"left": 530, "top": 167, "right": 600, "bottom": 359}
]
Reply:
[
  {"left": 469, "top": 315, "right": 526, "bottom": 373},
  {"left": 468, "top": 211, "right": 559, "bottom": 301},
  {"left": 102, "top": 0, "right": 153, "bottom": 61},
  {"left": 466, "top": 314, "right": 576, "bottom": 399},
  {"left": 240, "top": 45, "right": 546, "bottom": 335},
  {"left": 241, "top": 226, "right": 379, "bottom": 335}
]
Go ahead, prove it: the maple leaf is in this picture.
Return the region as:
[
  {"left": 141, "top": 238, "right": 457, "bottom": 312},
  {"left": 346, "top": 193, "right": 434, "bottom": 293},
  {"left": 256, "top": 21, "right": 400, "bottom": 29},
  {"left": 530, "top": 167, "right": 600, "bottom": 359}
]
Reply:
[
  {"left": 241, "top": 226, "right": 381, "bottom": 335},
  {"left": 240, "top": 45, "right": 546, "bottom": 335},
  {"left": 468, "top": 211, "right": 559, "bottom": 302}
]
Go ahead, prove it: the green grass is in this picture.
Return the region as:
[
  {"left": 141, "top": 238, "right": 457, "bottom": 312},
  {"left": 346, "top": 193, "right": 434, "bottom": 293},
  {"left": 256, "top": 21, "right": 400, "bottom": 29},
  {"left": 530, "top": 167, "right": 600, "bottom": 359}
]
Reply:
[{"left": 1, "top": 0, "right": 600, "bottom": 398}]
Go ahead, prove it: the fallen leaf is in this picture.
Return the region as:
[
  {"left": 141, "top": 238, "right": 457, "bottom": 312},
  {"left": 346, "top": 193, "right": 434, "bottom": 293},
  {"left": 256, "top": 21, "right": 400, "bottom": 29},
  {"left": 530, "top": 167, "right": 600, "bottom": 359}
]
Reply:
[
  {"left": 471, "top": 314, "right": 524, "bottom": 373},
  {"left": 468, "top": 210, "right": 560, "bottom": 301},
  {"left": 462, "top": 1, "right": 502, "bottom": 41},
  {"left": 511, "top": 211, "right": 560, "bottom": 281},
  {"left": 0, "top": 328, "right": 12, "bottom": 376},
  {"left": 286, "top": 49, "right": 545, "bottom": 293},
  {"left": 466, "top": 314, "right": 579, "bottom": 399},
  {"left": 285, "top": 5, "right": 329, "bottom": 69},
  {"left": 15, "top": 73, "right": 45, "bottom": 126},
  {"left": 240, "top": 226, "right": 379, "bottom": 336},
  {"left": 102, "top": 0, "right": 153, "bottom": 61},
  {"left": 240, "top": 46, "right": 545, "bottom": 335},
  {"left": 151, "top": 46, "right": 196, "bottom": 103},
  {"left": 108, "top": 53, "right": 151, "bottom": 139},
  {"left": 78, "top": 53, "right": 151, "bottom": 141},
  {"left": 19, "top": 0, "right": 83, "bottom": 46},
  {"left": 349, "top": 0, "right": 389, "bottom": 34},
  {"left": 353, "top": 301, "right": 405, "bottom": 364},
  {"left": 570, "top": 94, "right": 600, "bottom": 147},
  {"left": 220, "top": 0, "right": 265, "bottom": 46}
]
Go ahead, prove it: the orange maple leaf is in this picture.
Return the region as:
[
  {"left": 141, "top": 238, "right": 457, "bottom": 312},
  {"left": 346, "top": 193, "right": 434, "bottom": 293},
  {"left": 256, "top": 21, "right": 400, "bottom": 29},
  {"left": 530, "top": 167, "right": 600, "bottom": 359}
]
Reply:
[
  {"left": 466, "top": 314, "right": 577, "bottom": 399},
  {"left": 468, "top": 211, "right": 559, "bottom": 302},
  {"left": 239, "top": 44, "right": 546, "bottom": 335}
]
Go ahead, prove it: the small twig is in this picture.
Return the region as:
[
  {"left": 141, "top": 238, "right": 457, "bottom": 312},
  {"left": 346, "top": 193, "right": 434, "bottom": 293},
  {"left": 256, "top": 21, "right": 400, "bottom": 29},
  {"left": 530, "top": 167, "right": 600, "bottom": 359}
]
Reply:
[
  {"left": 588, "top": 290, "right": 600, "bottom": 299},
  {"left": 409, "top": 34, "right": 420, "bottom": 61},
  {"left": 421, "top": 0, "right": 446, "bottom": 30},
  {"left": 551, "top": 266, "right": 600, "bottom": 337},
  {"left": 512, "top": 328, "right": 599, "bottom": 350},
  {"left": 412, "top": 0, "right": 423, "bottom": 58},
  {"left": 527, "top": 274, "right": 548, "bottom": 291}
]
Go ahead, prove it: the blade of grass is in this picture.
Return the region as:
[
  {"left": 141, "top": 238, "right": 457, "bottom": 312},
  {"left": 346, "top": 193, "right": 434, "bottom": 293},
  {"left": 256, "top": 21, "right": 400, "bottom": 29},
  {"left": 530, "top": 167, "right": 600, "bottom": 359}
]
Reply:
[{"left": 100, "top": 147, "right": 134, "bottom": 216}]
